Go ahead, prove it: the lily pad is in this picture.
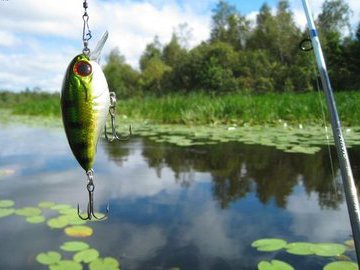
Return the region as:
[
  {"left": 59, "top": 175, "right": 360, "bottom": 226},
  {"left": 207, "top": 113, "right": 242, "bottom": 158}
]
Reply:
[
  {"left": 36, "top": 251, "right": 62, "bottom": 265},
  {"left": 60, "top": 241, "right": 90, "bottom": 252},
  {"left": 65, "top": 225, "right": 93, "bottom": 238},
  {"left": 26, "top": 215, "right": 46, "bottom": 224},
  {"left": 47, "top": 216, "right": 69, "bottom": 229},
  {"left": 73, "top": 249, "right": 99, "bottom": 263},
  {"left": 89, "top": 257, "right": 120, "bottom": 270},
  {"left": 258, "top": 260, "right": 294, "bottom": 270},
  {"left": 323, "top": 261, "right": 359, "bottom": 270},
  {"left": 285, "top": 242, "right": 315, "bottom": 255},
  {"left": 38, "top": 201, "right": 56, "bottom": 208},
  {"left": 0, "top": 200, "right": 15, "bottom": 208},
  {"left": 0, "top": 208, "right": 14, "bottom": 218},
  {"left": 51, "top": 204, "right": 72, "bottom": 211},
  {"left": 252, "top": 238, "right": 287, "bottom": 252},
  {"left": 0, "top": 169, "right": 15, "bottom": 178},
  {"left": 344, "top": 239, "right": 355, "bottom": 250},
  {"left": 49, "top": 260, "right": 83, "bottom": 270},
  {"left": 61, "top": 214, "right": 87, "bottom": 225},
  {"left": 58, "top": 208, "right": 78, "bottom": 215},
  {"left": 313, "top": 243, "right": 347, "bottom": 257},
  {"left": 15, "top": 207, "right": 42, "bottom": 217}
]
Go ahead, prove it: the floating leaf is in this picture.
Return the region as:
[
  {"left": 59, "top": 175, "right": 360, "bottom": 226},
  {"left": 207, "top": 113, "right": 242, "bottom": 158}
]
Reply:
[
  {"left": 252, "top": 238, "right": 287, "bottom": 252},
  {"left": 58, "top": 208, "right": 77, "bottom": 215},
  {"left": 258, "top": 260, "right": 294, "bottom": 270},
  {"left": 313, "top": 243, "right": 347, "bottom": 257},
  {"left": 0, "top": 200, "right": 15, "bottom": 208},
  {"left": 285, "top": 242, "right": 315, "bottom": 255},
  {"left": 65, "top": 225, "right": 93, "bottom": 238},
  {"left": 61, "top": 214, "right": 87, "bottom": 225},
  {"left": 0, "top": 169, "right": 15, "bottom": 178},
  {"left": 49, "top": 260, "right": 82, "bottom": 270},
  {"left": 74, "top": 249, "right": 99, "bottom": 263},
  {"left": 51, "top": 204, "right": 72, "bottom": 211},
  {"left": 60, "top": 241, "right": 90, "bottom": 252},
  {"left": 89, "top": 257, "right": 120, "bottom": 270},
  {"left": 0, "top": 208, "right": 14, "bottom": 218},
  {"left": 323, "top": 261, "right": 359, "bottom": 270},
  {"left": 344, "top": 239, "right": 355, "bottom": 250},
  {"left": 36, "top": 251, "right": 61, "bottom": 265},
  {"left": 38, "top": 201, "right": 56, "bottom": 208},
  {"left": 47, "top": 216, "right": 69, "bottom": 229},
  {"left": 15, "top": 207, "right": 42, "bottom": 217},
  {"left": 26, "top": 215, "right": 46, "bottom": 224}
]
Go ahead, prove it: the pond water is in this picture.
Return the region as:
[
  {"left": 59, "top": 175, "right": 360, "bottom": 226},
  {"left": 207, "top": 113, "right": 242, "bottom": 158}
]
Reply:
[{"left": 0, "top": 124, "right": 359, "bottom": 270}]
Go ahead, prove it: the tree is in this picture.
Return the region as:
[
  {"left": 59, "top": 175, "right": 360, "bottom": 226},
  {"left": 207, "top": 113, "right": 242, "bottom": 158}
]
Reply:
[
  {"left": 103, "top": 48, "right": 140, "bottom": 98},
  {"left": 210, "top": 0, "right": 249, "bottom": 50},
  {"left": 162, "top": 33, "right": 187, "bottom": 68},
  {"left": 139, "top": 36, "right": 162, "bottom": 71}
]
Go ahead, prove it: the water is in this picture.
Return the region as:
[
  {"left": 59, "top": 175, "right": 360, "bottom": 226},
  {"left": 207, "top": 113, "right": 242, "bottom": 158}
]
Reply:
[{"left": 0, "top": 124, "right": 358, "bottom": 270}]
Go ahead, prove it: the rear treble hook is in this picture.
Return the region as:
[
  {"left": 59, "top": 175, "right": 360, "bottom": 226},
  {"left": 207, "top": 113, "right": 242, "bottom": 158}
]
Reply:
[
  {"left": 104, "top": 92, "right": 132, "bottom": 142},
  {"left": 77, "top": 169, "right": 109, "bottom": 220}
]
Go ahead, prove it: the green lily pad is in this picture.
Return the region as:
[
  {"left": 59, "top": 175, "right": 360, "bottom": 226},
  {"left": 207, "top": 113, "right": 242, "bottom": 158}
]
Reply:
[
  {"left": 89, "top": 257, "right": 120, "bottom": 270},
  {"left": 51, "top": 204, "right": 72, "bottom": 211},
  {"left": 285, "top": 242, "right": 315, "bottom": 255},
  {"left": 64, "top": 225, "right": 93, "bottom": 238},
  {"left": 252, "top": 238, "right": 287, "bottom": 252},
  {"left": 323, "top": 261, "right": 359, "bottom": 270},
  {"left": 74, "top": 249, "right": 99, "bottom": 263},
  {"left": 60, "top": 241, "right": 90, "bottom": 252},
  {"left": 47, "top": 216, "right": 69, "bottom": 229},
  {"left": 26, "top": 215, "right": 46, "bottom": 224},
  {"left": 0, "top": 208, "right": 14, "bottom": 218},
  {"left": 313, "top": 243, "right": 347, "bottom": 257},
  {"left": 36, "top": 251, "right": 62, "bottom": 265},
  {"left": 58, "top": 208, "right": 77, "bottom": 215},
  {"left": 0, "top": 200, "right": 15, "bottom": 208},
  {"left": 15, "top": 207, "right": 42, "bottom": 217},
  {"left": 49, "top": 260, "right": 83, "bottom": 270},
  {"left": 38, "top": 201, "right": 56, "bottom": 208},
  {"left": 61, "top": 214, "right": 87, "bottom": 225},
  {"left": 258, "top": 260, "right": 294, "bottom": 270}
]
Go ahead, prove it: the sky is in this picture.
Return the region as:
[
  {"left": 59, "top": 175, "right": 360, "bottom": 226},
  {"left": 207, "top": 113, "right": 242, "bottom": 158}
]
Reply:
[{"left": 0, "top": 0, "right": 359, "bottom": 92}]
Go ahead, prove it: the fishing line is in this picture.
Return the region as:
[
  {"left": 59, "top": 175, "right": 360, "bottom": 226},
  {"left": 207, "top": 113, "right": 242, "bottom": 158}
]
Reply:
[{"left": 301, "top": 28, "right": 338, "bottom": 196}]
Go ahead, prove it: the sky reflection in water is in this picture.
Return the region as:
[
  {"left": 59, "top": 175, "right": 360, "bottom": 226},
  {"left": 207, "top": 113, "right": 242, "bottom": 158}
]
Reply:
[{"left": 0, "top": 124, "right": 357, "bottom": 270}]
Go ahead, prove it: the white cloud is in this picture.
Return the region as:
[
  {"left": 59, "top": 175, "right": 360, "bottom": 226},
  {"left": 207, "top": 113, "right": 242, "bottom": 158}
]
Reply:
[
  {"left": 0, "top": 0, "right": 211, "bottom": 91},
  {"left": 0, "top": 0, "right": 358, "bottom": 91}
]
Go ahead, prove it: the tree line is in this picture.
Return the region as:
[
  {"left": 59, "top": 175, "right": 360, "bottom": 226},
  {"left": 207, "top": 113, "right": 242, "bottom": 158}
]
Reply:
[{"left": 103, "top": 0, "right": 360, "bottom": 98}]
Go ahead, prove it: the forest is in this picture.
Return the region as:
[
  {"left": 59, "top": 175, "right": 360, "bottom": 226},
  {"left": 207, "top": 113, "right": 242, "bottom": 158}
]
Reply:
[{"left": 103, "top": 0, "right": 360, "bottom": 98}]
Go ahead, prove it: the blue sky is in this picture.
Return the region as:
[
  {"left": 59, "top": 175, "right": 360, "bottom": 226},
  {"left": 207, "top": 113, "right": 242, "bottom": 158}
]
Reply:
[{"left": 0, "top": 0, "right": 359, "bottom": 92}]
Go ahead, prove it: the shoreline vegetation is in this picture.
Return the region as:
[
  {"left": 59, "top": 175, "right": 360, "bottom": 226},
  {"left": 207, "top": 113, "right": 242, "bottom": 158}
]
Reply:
[{"left": 0, "top": 90, "right": 359, "bottom": 127}]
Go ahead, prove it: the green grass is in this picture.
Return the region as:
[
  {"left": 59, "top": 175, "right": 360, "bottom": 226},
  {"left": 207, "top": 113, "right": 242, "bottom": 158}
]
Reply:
[{"left": 1, "top": 90, "right": 360, "bottom": 126}]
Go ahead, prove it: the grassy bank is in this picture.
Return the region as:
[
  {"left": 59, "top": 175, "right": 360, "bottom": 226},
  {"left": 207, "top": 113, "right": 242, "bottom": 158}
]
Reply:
[{"left": 1, "top": 91, "right": 360, "bottom": 126}]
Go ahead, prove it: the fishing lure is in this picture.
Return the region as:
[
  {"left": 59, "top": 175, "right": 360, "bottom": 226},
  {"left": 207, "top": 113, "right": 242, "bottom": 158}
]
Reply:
[{"left": 61, "top": 1, "right": 130, "bottom": 220}]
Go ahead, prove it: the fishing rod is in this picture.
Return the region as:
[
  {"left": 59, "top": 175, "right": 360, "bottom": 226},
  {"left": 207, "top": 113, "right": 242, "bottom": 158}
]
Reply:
[{"left": 301, "top": 0, "right": 360, "bottom": 265}]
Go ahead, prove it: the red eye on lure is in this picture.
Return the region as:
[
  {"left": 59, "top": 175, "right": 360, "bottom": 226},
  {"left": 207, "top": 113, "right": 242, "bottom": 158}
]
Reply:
[{"left": 74, "top": 61, "right": 92, "bottom": 77}]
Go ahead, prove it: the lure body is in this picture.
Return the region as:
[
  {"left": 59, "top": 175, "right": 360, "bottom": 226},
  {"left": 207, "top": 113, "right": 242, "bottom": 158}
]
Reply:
[{"left": 61, "top": 54, "right": 110, "bottom": 171}]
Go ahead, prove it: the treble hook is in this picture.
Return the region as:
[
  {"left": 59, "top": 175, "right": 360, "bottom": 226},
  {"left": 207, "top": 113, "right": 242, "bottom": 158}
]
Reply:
[
  {"left": 77, "top": 169, "right": 109, "bottom": 220},
  {"left": 104, "top": 92, "right": 132, "bottom": 142}
]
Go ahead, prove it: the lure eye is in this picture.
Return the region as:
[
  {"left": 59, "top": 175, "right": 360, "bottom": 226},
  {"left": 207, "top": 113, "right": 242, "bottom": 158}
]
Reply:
[{"left": 74, "top": 61, "right": 92, "bottom": 77}]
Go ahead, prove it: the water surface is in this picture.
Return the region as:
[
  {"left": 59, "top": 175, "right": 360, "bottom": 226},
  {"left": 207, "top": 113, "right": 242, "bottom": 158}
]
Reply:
[{"left": 0, "top": 124, "right": 358, "bottom": 269}]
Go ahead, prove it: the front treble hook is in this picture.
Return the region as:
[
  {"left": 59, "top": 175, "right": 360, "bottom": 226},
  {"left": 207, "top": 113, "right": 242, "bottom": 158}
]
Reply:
[
  {"left": 105, "top": 92, "right": 132, "bottom": 142},
  {"left": 77, "top": 169, "right": 109, "bottom": 220}
]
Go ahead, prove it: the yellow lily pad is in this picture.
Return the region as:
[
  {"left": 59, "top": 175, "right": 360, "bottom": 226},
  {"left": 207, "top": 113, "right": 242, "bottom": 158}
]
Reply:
[{"left": 64, "top": 225, "right": 93, "bottom": 238}]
